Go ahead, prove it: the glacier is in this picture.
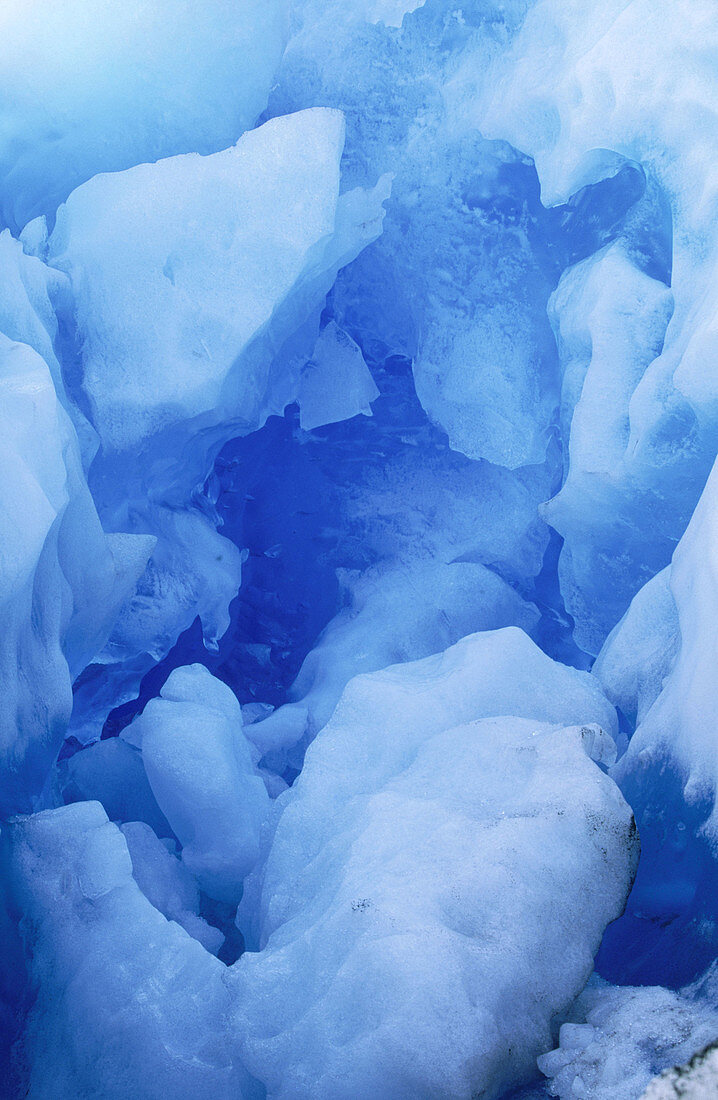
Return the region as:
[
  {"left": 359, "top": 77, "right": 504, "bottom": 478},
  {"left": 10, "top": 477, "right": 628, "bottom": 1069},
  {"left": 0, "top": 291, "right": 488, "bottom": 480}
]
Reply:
[{"left": 0, "top": 1, "right": 717, "bottom": 1098}]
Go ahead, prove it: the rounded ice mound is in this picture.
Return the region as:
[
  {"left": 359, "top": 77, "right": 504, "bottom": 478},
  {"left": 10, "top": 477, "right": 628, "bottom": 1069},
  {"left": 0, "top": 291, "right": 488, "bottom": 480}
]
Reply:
[
  {"left": 2, "top": 633, "right": 635, "bottom": 1099},
  {"left": 130, "top": 665, "right": 270, "bottom": 904},
  {"left": 0, "top": 0, "right": 289, "bottom": 231},
  {"left": 237, "top": 717, "right": 636, "bottom": 1099},
  {"left": 235, "top": 628, "right": 636, "bottom": 1099},
  {"left": 1, "top": 801, "right": 254, "bottom": 1100}
]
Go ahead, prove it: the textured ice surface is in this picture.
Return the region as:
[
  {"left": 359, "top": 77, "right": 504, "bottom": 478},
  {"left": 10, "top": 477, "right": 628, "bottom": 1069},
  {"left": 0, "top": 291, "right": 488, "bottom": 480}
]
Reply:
[
  {"left": 538, "top": 975, "right": 718, "bottom": 1100},
  {"left": 120, "top": 821, "right": 224, "bottom": 955},
  {"left": 0, "top": 231, "right": 155, "bottom": 812},
  {"left": 242, "top": 725, "right": 632, "bottom": 1099},
  {"left": 596, "top": 456, "right": 718, "bottom": 985},
  {"left": 615, "top": 456, "right": 718, "bottom": 843},
  {"left": 243, "top": 628, "right": 619, "bottom": 935},
  {"left": 295, "top": 0, "right": 427, "bottom": 34},
  {"left": 0, "top": 229, "right": 73, "bottom": 420},
  {"left": 271, "top": 3, "right": 563, "bottom": 476},
  {"left": 641, "top": 1041, "right": 718, "bottom": 1099}
]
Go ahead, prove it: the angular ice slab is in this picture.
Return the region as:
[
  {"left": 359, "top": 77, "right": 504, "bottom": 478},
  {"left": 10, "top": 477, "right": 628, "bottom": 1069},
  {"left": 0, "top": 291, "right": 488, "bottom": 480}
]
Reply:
[
  {"left": 129, "top": 665, "right": 269, "bottom": 904},
  {"left": 0, "top": 0, "right": 288, "bottom": 230},
  {"left": 237, "top": 629, "right": 635, "bottom": 1098},
  {"left": 48, "top": 109, "right": 352, "bottom": 453},
  {"left": 297, "top": 321, "right": 379, "bottom": 431}
]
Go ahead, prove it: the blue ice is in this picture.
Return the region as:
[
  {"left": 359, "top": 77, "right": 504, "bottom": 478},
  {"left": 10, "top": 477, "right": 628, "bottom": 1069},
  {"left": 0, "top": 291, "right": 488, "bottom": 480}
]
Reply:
[{"left": 1, "top": 2, "right": 718, "bottom": 1098}]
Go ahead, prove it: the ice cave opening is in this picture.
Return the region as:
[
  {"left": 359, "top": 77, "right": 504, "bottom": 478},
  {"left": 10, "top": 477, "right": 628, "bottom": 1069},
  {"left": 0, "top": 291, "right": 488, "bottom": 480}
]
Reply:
[{"left": 1, "top": 2, "right": 718, "bottom": 1099}]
